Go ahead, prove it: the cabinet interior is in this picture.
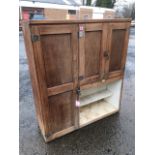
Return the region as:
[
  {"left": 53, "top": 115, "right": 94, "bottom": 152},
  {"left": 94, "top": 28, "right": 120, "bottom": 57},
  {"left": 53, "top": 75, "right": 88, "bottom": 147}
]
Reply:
[{"left": 79, "top": 79, "right": 122, "bottom": 127}]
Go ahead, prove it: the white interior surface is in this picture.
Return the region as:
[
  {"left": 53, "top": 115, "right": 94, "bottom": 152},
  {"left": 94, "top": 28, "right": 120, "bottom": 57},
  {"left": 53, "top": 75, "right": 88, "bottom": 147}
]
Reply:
[
  {"left": 80, "top": 89, "right": 112, "bottom": 107},
  {"left": 81, "top": 84, "right": 106, "bottom": 97},
  {"left": 79, "top": 79, "right": 123, "bottom": 127},
  {"left": 105, "top": 79, "right": 122, "bottom": 109}
]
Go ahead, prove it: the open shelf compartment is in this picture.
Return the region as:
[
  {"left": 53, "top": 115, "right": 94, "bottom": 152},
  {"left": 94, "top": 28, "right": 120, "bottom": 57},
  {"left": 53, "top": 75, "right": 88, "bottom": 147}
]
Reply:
[
  {"left": 80, "top": 89, "right": 112, "bottom": 107},
  {"left": 79, "top": 79, "right": 122, "bottom": 127},
  {"left": 80, "top": 100, "right": 118, "bottom": 127}
]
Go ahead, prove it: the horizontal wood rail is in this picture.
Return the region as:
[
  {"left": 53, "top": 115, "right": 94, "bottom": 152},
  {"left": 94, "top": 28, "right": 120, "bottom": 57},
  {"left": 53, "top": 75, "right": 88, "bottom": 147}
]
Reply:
[{"left": 48, "top": 83, "right": 73, "bottom": 96}]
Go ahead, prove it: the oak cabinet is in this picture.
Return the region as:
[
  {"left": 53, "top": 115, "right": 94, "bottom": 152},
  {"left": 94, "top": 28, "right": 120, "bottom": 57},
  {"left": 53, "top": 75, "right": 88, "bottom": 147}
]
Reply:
[{"left": 22, "top": 19, "right": 131, "bottom": 142}]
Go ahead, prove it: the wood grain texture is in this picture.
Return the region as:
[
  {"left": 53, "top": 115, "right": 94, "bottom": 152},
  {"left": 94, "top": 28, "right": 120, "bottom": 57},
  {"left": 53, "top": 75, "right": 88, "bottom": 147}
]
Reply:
[
  {"left": 47, "top": 91, "right": 75, "bottom": 133},
  {"left": 41, "top": 33, "right": 73, "bottom": 87},
  {"left": 100, "top": 23, "right": 108, "bottom": 79},
  {"left": 79, "top": 24, "right": 85, "bottom": 79},
  {"left": 80, "top": 75, "right": 100, "bottom": 86},
  {"left": 47, "top": 83, "right": 73, "bottom": 96},
  {"left": 39, "top": 25, "right": 72, "bottom": 35},
  {"left": 109, "top": 29, "right": 126, "bottom": 71},
  {"left": 39, "top": 24, "right": 79, "bottom": 137},
  {"left": 22, "top": 22, "right": 48, "bottom": 136},
  {"left": 105, "top": 22, "right": 130, "bottom": 78},
  {"left": 79, "top": 23, "right": 103, "bottom": 85},
  {"left": 80, "top": 75, "right": 123, "bottom": 90},
  {"left": 85, "top": 31, "right": 101, "bottom": 77},
  {"left": 85, "top": 23, "right": 102, "bottom": 31},
  {"left": 45, "top": 126, "right": 75, "bottom": 142},
  {"left": 29, "top": 18, "right": 132, "bottom": 25}
]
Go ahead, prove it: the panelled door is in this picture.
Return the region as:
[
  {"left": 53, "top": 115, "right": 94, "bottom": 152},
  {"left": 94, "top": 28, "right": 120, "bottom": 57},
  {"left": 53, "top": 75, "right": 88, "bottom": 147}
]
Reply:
[
  {"left": 78, "top": 23, "right": 108, "bottom": 86},
  {"left": 31, "top": 24, "right": 79, "bottom": 137},
  {"left": 105, "top": 22, "right": 130, "bottom": 79}
]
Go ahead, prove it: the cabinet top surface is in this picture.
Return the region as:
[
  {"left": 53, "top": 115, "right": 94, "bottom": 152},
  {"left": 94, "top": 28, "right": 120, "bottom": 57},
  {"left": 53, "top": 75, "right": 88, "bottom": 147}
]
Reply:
[{"left": 25, "top": 18, "right": 131, "bottom": 25}]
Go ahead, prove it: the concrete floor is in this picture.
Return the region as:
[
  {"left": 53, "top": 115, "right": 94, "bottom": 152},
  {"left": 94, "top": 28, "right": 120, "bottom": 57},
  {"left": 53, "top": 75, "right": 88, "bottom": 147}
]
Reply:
[{"left": 19, "top": 27, "right": 135, "bottom": 155}]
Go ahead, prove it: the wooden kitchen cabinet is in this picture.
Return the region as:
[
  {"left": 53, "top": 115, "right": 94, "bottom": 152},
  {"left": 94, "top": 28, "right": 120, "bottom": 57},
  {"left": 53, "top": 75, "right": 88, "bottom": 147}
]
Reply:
[{"left": 22, "top": 19, "right": 131, "bottom": 142}]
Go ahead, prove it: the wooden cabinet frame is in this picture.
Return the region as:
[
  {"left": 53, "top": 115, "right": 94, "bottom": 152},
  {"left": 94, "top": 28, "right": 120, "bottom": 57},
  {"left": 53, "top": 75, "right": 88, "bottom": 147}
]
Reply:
[{"left": 22, "top": 19, "right": 131, "bottom": 142}]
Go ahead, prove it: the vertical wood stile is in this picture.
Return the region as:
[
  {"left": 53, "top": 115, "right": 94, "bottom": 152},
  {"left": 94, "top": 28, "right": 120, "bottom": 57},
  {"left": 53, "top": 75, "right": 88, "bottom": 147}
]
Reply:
[{"left": 79, "top": 24, "right": 86, "bottom": 82}]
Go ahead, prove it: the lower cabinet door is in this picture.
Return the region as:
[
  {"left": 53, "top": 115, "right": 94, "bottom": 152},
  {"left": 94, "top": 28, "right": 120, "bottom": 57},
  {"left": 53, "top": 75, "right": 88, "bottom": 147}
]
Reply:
[{"left": 45, "top": 91, "right": 78, "bottom": 141}]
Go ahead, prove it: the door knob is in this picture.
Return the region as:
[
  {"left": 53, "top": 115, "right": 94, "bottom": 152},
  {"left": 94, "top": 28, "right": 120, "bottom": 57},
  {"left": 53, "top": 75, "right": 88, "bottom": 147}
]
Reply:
[{"left": 104, "top": 51, "right": 109, "bottom": 60}]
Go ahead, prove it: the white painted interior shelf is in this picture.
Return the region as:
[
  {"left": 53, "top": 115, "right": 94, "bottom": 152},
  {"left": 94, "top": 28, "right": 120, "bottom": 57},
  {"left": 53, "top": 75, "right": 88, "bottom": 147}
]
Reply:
[{"left": 80, "top": 89, "right": 112, "bottom": 107}]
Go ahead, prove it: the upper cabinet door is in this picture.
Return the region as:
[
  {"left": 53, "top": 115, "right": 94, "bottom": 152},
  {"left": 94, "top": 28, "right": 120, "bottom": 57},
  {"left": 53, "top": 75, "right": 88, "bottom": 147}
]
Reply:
[
  {"left": 105, "top": 22, "right": 130, "bottom": 79},
  {"left": 79, "top": 23, "right": 108, "bottom": 86},
  {"left": 31, "top": 24, "right": 79, "bottom": 95}
]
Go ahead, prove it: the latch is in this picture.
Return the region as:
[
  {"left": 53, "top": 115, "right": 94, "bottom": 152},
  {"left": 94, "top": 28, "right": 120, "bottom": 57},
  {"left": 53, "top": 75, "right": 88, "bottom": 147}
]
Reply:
[
  {"left": 76, "top": 87, "right": 81, "bottom": 96},
  {"left": 76, "top": 87, "right": 81, "bottom": 107},
  {"left": 79, "top": 31, "right": 85, "bottom": 38},
  {"left": 79, "top": 25, "right": 85, "bottom": 38}
]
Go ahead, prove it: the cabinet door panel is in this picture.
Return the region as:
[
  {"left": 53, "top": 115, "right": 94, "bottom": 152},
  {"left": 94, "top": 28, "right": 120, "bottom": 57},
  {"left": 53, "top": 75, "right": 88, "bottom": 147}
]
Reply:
[
  {"left": 41, "top": 33, "right": 72, "bottom": 87},
  {"left": 105, "top": 23, "right": 130, "bottom": 79},
  {"left": 79, "top": 23, "right": 107, "bottom": 86},
  {"left": 48, "top": 91, "right": 76, "bottom": 134},
  {"left": 85, "top": 31, "right": 101, "bottom": 77},
  {"left": 109, "top": 29, "right": 126, "bottom": 72}
]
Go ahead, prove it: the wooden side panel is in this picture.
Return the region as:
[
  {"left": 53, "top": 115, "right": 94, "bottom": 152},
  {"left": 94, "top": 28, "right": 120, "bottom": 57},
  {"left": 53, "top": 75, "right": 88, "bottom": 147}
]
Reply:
[
  {"left": 30, "top": 26, "right": 50, "bottom": 136},
  {"left": 22, "top": 22, "right": 49, "bottom": 136}
]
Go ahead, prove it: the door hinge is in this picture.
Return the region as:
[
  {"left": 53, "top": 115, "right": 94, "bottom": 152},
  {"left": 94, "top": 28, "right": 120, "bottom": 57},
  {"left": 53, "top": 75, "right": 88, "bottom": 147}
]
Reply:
[{"left": 31, "top": 34, "right": 40, "bottom": 42}]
